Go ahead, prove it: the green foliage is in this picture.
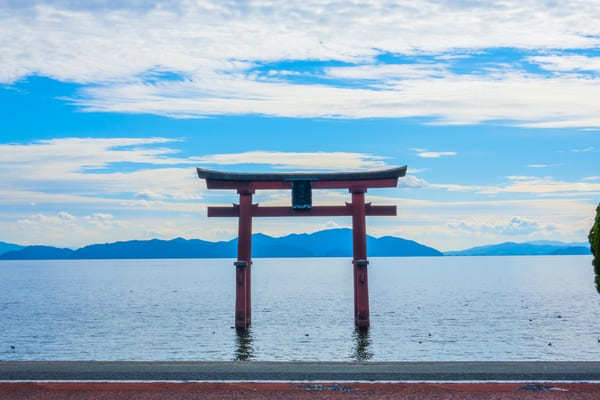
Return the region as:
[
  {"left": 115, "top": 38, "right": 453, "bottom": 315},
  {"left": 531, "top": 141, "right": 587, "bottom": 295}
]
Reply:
[
  {"left": 590, "top": 204, "right": 600, "bottom": 293},
  {"left": 590, "top": 204, "right": 600, "bottom": 263}
]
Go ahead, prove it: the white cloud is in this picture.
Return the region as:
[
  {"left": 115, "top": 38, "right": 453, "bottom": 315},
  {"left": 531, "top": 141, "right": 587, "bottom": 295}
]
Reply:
[
  {"left": 501, "top": 175, "right": 600, "bottom": 195},
  {"left": 65, "top": 71, "right": 600, "bottom": 127},
  {"left": 195, "top": 151, "right": 388, "bottom": 170},
  {"left": 449, "top": 216, "right": 546, "bottom": 236},
  {"left": 14, "top": 212, "right": 127, "bottom": 247},
  {"left": 0, "top": 137, "right": 182, "bottom": 173},
  {"left": 571, "top": 146, "right": 595, "bottom": 152},
  {"left": 424, "top": 175, "right": 600, "bottom": 196},
  {"left": 530, "top": 55, "right": 600, "bottom": 73},
  {"left": 1, "top": 1, "right": 600, "bottom": 126},
  {"left": 325, "top": 64, "right": 447, "bottom": 81},
  {"left": 0, "top": 138, "right": 205, "bottom": 202},
  {"left": 3, "top": 1, "right": 599, "bottom": 84},
  {"left": 0, "top": 139, "right": 393, "bottom": 207},
  {"left": 527, "top": 163, "right": 563, "bottom": 168},
  {"left": 1, "top": 190, "right": 594, "bottom": 250},
  {"left": 0, "top": 136, "right": 595, "bottom": 249},
  {"left": 398, "top": 175, "right": 428, "bottom": 188},
  {"left": 414, "top": 149, "right": 457, "bottom": 158},
  {"left": 0, "top": 137, "right": 402, "bottom": 245},
  {"left": 6, "top": 211, "right": 224, "bottom": 247},
  {"left": 428, "top": 183, "right": 481, "bottom": 192},
  {"left": 362, "top": 195, "right": 595, "bottom": 250}
]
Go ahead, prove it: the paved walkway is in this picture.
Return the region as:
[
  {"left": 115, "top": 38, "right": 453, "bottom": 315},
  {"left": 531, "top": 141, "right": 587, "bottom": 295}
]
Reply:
[
  {"left": 1, "top": 361, "right": 600, "bottom": 381},
  {"left": 2, "top": 362, "right": 600, "bottom": 399}
]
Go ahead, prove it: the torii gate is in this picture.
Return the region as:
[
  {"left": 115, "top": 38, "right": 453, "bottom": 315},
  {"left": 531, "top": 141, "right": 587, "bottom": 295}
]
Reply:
[{"left": 197, "top": 166, "right": 407, "bottom": 329}]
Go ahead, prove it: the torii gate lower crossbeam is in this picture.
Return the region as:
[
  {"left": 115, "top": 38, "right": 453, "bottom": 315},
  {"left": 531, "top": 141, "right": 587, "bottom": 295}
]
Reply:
[{"left": 197, "top": 167, "right": 407, "bottom": 329}]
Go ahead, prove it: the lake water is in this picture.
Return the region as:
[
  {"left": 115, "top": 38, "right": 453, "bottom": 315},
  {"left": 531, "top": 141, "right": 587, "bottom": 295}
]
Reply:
[{"left": 1, "top": 256, "right": 599, "bottom": 361}]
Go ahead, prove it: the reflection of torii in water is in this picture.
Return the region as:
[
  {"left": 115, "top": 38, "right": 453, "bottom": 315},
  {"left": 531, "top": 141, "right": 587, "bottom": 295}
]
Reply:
[{"left": 197, "top": 166, "right": 407, "bottom": 329}]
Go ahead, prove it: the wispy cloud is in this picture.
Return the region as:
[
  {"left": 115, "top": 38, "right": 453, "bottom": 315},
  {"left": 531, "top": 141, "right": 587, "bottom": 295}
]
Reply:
[
  {"left": 195, "top": 151, "right": 388, "bottom": 170},
  {"left": 449, "top": 216, "right": 549, "bottom": 236},
  {"left": 2, "top": 194, "right": 594, "bottom": 250},
  {"left": 370, "top": 196, "right": 595, "bottom": 251},
  {"left": 501, "top": 175, "right": 600, "bottom": 195},
  {"left": 0, "top": 138, "right": 203, "bottom": 201},
  {"left": 0, "top": 138, "right": 393, "bottom": 213},
  {"left": 1, "top": 1, "right": 600, "bottom": 126},
  {"left": 15, "top": 212, "right": 126, "bottom": 247},
  {"left": 3, "top": 1, "right": 599, "bottom": 84},
  {"left": 325, "top": 64, "right": 448, "bottom": 81},
  {"left": 528, "top": 164, "right": 549, "bottom": 168},
  {"left": 571, "top": 146, "right": 595, "bottom": 152},
  {"left": 0, "top": 138, "right": 398, "bottom": 246},
  {"left": 413, "top": 149, "right": 457, "bottom": 158},
  {"left": 5, "top": 211, "right": 221, "bottom": 247},
  {"left": 3, "top": 137, "right": 592, "bottom": 249},
  {"left": 398, "top": 175, "right": 429, "bottom": 188},
  {"left": 428, "top": 175, "right": 600, "bottom": 195},
  {"left": 527, "top": 163, "right": 562, "bottom": 168},
  {"left": 529, "top": 55, "right": 600, "bottom": 73},
  {"left": 66, "top": 70, "right": 600, "bottom": 127}
]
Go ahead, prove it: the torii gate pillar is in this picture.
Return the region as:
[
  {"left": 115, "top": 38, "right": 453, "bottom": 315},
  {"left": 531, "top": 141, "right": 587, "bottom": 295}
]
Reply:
[
  {"left": 351, "top": 188, "right": 370, "bottom": 328},
  {"left": 234, "top": 187, "right": 253, "bottom": 328}
]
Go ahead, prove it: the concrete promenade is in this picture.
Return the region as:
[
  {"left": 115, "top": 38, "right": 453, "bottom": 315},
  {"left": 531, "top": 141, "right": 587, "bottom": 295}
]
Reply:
[
  {"left": 1, "top": 361, "right": 600, "bottom": 381},
  {"left": 2, "top": 362, "right": 600, "bottom": 399}
]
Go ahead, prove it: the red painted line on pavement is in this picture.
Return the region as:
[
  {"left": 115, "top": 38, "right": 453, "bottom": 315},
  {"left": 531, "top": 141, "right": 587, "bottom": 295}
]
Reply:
[{"left": 2, "top": 382, "right": 600, "bottom": 399}]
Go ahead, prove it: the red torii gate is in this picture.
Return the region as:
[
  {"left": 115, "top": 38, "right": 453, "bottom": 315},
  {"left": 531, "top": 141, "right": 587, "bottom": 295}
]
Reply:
[{"left": 197, "top": 166, "right": 407, "bottom": 329}]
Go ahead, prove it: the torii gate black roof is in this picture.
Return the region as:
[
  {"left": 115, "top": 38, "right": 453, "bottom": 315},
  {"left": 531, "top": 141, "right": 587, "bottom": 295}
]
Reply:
[{"left": 196, "top": 166, "right": 407, "bottom": 182}]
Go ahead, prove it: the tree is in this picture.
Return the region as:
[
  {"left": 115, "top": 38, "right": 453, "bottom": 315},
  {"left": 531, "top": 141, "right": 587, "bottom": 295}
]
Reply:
[{"left": 589, "top": 204, "right": 600, "bottom": 292}]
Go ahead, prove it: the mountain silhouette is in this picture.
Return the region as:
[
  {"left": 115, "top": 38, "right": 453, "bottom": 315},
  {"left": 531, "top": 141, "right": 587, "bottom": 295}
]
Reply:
[
  {"left": 0, "top": 241, "right": 23, "bottom": 256},
  {"left": 0, "top": 228, "right": 441, "bottom": 260},
  {"left": 444, "top": 241, "right": 591, "bottom": 256}
]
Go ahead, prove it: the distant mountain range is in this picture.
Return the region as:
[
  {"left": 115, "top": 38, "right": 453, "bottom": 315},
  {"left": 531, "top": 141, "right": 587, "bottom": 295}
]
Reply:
[
  {"left": 0, "top": 229, "right": 441, "bottom": 260},
  {"left": 0, "top": 230, "right": 591, "bottom": 260},
  {"left": 0, "top": 241, "right": 23, "bottom": 255},
  {"left": 444, "top": 241, "right": 591, "bottom": 256}
]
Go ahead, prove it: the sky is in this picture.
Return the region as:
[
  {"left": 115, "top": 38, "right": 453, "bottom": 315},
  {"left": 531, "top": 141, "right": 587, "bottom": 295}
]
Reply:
[{"left": 0, "top": 0, "right": 599, "bottom": 251}]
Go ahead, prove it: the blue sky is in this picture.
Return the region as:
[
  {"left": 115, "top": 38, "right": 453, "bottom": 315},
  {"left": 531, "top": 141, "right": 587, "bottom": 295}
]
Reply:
[{"left": 0, "top": 1, "right": 599, "bottom": 250}]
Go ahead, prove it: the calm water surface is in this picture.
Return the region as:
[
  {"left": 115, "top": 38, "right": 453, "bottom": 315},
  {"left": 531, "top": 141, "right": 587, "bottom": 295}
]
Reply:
[{"left": 1, "top": 256, "right": 599, "bottom": 361}]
